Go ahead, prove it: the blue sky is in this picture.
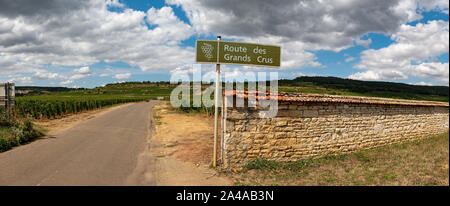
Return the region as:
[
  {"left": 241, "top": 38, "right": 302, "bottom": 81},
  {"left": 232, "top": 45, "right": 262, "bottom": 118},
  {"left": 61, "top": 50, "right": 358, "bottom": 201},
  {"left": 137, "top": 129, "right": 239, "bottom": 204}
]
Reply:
[{"left": 0, "top": 0, "right": 448, "bottom": 88}]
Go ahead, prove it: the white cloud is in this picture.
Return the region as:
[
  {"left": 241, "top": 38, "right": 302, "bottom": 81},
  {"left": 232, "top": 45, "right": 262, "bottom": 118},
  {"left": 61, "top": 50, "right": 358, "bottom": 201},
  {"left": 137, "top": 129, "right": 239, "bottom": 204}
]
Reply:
[
  {"left": 355, "top": 38, "right": 372, "bottom": 48},
  {"left": 60, "top": 79, "right": 73, "bottom": 86},
  {"left": 0, "top": 54, "right": 39, "bottom": 74},
  {"left": 32, "top": 71, "right": 65, "bottom": 80},
  {"left": 8, "top": 76, "right": 33, "bottom": 84},
  {"left": 114, "top": 73, "right": 131, "bottom": 79},
  {"left": 416, "top": 0, "right": 449, "bottom": 14},
  {"left": 0, "top": 0, "right": 448, "bottom": 87},
  {"left": 394, "top": 0, "right": 449, "bottom": 21},
  {"left": 345, "top": 57, "right": 356, "bottom": 62},
  {"left": 106, "top": 0, "right": 125, "bottom": 8},
  {"left": 68, "top": 66, "right": 93, "bottom": 80},
  {"left": 0, "top": 0, "right": 194, "bottom": 74},
  {"left": 26, "top": 67, "right": 93, "bottom": 85},
  {"left": 351, "top": 20, "right": 449, "bottom": 85},
  {"left": 169, "top": 64, "right": 195, "bottom": 77},
  {"left": 412, "top": 81, "right": 434, "bottom": 86},
  {"left": 146, "top": 6, "right": 194, "bottom": 44},
  {"left": 348, "top": 70, "right": 408, "bottom": 81},
  {"left": 74, "top": 66, "right": 91, "bottom": 74},
  {"left": 70, "top": 74, "right": 90, "bottom": 80},
  {"left": 168, "top": 0, "right": 407, "bottom": 46},
  {"left": 166, "top": 0, "right": 449, "bottom": 71},
  {"left": 412, "top": 62, "right": 449, "bottom": 84}
]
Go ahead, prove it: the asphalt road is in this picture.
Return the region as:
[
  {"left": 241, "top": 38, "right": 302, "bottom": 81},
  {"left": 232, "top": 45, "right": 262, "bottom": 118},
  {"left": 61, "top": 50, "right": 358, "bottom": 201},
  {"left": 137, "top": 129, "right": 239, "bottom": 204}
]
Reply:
[{"left": 0, "top": 101, "right": 156, "bottom": 186}]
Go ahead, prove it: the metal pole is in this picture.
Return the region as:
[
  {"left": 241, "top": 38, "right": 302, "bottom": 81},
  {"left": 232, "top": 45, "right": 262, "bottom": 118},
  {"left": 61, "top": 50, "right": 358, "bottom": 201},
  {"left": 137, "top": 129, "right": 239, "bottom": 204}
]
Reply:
[
  {"left": 222, "top": 93, "right": 227, "bottom": 164},
  {"left": 221, "top": 90, "right": 224, "bottom": 165},
  {"left": 5, "top": 82, "right": 9, "bottom": 120},
  {"left": 1, "top": 84, "right": 4, "bottom": 118},
  {"left": 213, "top": 36, "right": 221, "bottom": 167}
]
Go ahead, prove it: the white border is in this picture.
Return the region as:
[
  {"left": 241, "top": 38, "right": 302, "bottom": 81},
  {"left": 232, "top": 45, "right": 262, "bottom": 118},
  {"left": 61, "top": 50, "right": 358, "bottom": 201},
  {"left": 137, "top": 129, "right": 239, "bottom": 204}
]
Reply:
[{"left": 195, "top": 39, "right": 282, "bottom": 68}]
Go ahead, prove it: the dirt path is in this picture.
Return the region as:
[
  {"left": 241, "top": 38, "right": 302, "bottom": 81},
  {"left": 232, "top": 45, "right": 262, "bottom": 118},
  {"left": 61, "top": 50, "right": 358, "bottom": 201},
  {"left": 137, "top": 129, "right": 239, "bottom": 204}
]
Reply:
[{"left": 146, "top": 102, "right": 232, "bottom": 186}]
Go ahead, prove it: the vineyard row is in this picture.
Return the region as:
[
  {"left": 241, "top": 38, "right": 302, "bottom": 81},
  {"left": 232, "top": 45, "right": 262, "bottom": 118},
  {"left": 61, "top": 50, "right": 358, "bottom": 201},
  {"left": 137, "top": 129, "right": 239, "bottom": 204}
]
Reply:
[{"left": 13, "top": 96, "right": 149, "bottom": 119}]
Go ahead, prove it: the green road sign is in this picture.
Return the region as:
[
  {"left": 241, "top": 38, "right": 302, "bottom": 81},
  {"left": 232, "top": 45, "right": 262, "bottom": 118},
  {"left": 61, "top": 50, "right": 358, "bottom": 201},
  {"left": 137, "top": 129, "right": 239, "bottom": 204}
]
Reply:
[{"left": 196, "top": 40, "right": 281, "bottom": 67}]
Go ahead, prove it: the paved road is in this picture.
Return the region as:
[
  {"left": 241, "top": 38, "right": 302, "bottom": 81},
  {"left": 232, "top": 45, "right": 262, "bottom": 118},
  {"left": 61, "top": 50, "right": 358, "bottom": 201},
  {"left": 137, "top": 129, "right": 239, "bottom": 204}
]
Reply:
[{"left": 0, "top": 101, "right": 156, "bottom": 185}]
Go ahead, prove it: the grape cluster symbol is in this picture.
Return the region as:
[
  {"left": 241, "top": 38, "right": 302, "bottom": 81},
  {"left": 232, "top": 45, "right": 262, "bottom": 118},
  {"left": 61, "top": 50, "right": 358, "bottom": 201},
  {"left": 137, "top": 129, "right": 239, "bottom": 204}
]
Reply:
[{"left": 201, "top": 43, "right": 213, "bottom": 59}]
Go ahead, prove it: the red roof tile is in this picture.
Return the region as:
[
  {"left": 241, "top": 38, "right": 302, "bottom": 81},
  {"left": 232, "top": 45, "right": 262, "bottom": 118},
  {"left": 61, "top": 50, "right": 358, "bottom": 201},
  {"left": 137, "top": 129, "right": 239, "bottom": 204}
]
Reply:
[{"left": 224, "top": 90, "right": 449, "bottom": 107}]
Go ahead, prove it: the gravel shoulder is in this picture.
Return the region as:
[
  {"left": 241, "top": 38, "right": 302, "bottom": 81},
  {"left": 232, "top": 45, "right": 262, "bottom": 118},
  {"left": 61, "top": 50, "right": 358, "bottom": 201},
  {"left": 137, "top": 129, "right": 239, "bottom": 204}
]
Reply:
[{"left": 147, "top": 102, "right": 232, "bottom": 186}]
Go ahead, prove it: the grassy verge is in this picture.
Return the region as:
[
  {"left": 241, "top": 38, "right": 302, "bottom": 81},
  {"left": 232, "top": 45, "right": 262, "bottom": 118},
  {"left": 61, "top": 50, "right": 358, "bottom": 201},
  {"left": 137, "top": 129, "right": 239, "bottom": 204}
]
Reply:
[
  {"left": 228, "top": 132, "right": 449, "bottom": 186},
  {"left": 0, "top": 113, "right": 44, "bottom": 152}
]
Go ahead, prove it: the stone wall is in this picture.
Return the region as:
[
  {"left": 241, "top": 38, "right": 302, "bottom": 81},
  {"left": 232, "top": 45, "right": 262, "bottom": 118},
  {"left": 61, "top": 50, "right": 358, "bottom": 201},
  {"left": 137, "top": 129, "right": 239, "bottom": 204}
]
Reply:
[{"left": 222, "top": 98, "right": 449, "bottom": 168}]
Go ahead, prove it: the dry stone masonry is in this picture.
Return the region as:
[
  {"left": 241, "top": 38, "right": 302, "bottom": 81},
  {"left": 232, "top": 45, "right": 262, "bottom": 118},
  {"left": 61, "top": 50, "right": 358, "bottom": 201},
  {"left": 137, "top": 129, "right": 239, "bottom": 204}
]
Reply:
[{"left": 222, "top": 92, "right": 449, "bottom": 168}]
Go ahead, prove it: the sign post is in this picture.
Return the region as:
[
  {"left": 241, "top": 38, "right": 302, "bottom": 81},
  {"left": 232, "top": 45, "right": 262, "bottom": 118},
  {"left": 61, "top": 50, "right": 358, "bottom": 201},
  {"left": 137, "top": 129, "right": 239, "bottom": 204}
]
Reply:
[
  {"left": 213, "top": 36, "right": 221, "bottom": 167},
  {"left": 6, "top": 83, "right": 9, "bottom": 119},
  {"left": 196, "top": 38, "right": 281, "bottom": 167},
  {"left": 196, "top": 40, "right": 281, "bottom": 67}
]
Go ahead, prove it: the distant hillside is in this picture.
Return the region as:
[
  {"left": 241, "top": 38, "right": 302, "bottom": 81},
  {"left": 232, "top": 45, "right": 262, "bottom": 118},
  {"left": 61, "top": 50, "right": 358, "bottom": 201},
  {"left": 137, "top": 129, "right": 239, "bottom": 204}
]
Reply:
[
  {"left": 13, "top": 77, "right": 449, "bottom": 102},
  {"left": 278, "top": 76, "right": 449, "bottom": 102},
  {"left": 15, "top": 86, "right": 84, "bottom": 96}
]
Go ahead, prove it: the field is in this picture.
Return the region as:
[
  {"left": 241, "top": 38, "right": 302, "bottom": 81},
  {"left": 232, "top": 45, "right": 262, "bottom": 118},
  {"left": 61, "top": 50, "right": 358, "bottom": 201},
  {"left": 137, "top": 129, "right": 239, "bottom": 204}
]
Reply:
[
  {"left": 15, "top": 95, "right": 149, "bottom": 119},
  {"left": 228, "top": 132, "right": 449, "bottom": 186},
  {"left": 278, "top": 86, "right": 449, "bottom": 102},
  {"left": 278, "top": 76, "right": 449, "bottom": 102},
  {"left": 7, "top": 76, "right": 449, "bottom": 121},
  {"left": 11, "top": 77, "right": 449, "bottom": 120},
  {"left": 14, "top": 82, "right": 176, "bottom": 119}
]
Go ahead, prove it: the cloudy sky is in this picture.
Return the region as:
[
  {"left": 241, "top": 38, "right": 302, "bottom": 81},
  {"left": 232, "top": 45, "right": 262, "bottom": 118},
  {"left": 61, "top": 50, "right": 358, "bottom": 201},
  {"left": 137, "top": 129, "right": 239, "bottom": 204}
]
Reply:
[{"left": 0, "top": 0, "right": 448, "bottom": 88}]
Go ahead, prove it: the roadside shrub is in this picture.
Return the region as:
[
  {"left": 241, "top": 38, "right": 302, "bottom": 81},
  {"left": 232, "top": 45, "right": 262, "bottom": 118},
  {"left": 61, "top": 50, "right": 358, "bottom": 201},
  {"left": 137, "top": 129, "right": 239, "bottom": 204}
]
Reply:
[
  {"left": 0, "top": 116, "right": 43, "bottom": 152},
  {"left": 0, "top": 138, "right": 10, "bottom": 152},
  {"left": 0, "top": 110, "right": 12, "bottom": 127}
]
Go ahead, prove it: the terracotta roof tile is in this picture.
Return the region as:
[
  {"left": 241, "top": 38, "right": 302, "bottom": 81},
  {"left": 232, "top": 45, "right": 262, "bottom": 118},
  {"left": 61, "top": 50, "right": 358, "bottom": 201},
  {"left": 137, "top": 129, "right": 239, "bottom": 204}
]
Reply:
[{"left": 224, "top": 90, "right": 449, "bottom": 107}]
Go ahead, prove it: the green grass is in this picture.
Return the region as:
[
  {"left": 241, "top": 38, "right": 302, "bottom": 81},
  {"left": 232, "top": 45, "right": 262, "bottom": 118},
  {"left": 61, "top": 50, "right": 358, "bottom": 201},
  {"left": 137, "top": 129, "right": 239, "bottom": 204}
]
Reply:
[
  {"left": 228, "top": 132, "right": 449, "bottom": 186},
  {"left": 244, "top": 154, "right": 348, "bottom": 173},
  {"left": 0, "top": 113, "right": 44, "bottom": 152}
]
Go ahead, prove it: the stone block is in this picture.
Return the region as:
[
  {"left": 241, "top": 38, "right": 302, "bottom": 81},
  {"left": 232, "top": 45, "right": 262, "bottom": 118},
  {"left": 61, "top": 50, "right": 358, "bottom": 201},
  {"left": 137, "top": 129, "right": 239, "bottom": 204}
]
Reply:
[{"left": 303, "top": 110, "right": 319, "bottom": 117}]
